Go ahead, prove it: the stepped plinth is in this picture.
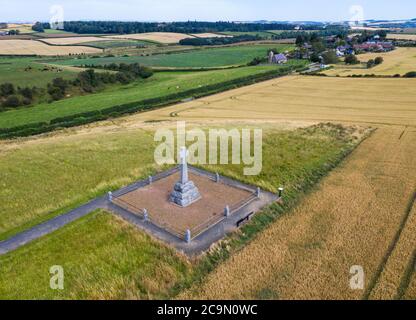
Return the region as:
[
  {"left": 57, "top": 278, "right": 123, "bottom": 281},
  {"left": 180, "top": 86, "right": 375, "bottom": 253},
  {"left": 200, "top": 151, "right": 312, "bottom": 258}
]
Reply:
[{"left": 170, "top": 147, "right": 201, "bottom": 207}]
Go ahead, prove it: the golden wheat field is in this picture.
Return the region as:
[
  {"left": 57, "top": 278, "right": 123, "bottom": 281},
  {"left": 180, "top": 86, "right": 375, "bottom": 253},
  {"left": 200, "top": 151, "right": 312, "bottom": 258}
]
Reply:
[
  {"left": 104, "top": 32, "right": 193, "bottom": 43},
  {"left": 0, "top": 39, "right": 101, "bottom": 55},
  {"left": 387, "top": 33, "right": 416, "bottom": 41},
  {"left": 369, "top": 197, "right": 416, "bottom": 300},
  {"left": 323, "top": 47, "right": 416, "bottom": 76},
  {"left": 39, "top": 36, "right": 113, "bottom": 45},
  {"left": 133, "top": 75, "right": 416, "bottom": 126},
  {"left": 179, "top": 126, "right": 416, "bottom": 299}
]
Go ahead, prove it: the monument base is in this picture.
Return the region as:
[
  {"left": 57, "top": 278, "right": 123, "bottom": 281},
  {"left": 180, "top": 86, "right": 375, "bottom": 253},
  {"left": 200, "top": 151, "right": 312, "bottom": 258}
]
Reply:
[{"left": 170, "top": 180, "right": 201, "bottom": 207}]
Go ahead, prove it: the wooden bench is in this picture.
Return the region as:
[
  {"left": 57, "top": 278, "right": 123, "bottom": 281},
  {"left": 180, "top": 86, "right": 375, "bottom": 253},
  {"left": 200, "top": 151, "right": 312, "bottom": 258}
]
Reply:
[{"left": 236, "top": 211, "right": 254, "bottom": 228}]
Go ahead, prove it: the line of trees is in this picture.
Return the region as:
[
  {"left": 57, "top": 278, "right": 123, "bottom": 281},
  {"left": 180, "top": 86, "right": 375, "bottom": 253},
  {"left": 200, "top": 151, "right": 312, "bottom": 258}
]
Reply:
[
  {"left": 179, "top": 34, "right": 262, "bottom": 46},
  {"left": 33, "top": 21, "right": 329, "bottom": 35}
]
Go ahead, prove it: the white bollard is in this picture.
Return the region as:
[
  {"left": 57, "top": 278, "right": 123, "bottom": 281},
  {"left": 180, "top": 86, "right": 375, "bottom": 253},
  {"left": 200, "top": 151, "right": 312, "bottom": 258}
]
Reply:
[
  {"left": 215, "top": 172, "right": 220, "bottom": 183},
  {"left": 185, "top": 229, "right": 191, "bottom": 243},
  {"left": 108, "top": 191, "right": 113, "bottom": 202},
  {"left": 148, "top": 176, "right": 153, "bottom": 184},
  {"left": 256, "top": 187, "right": 261, "bottom": 198},
  {"left": 224, "top": 205, "right": 230, "bottom": 217},
  {"left": 143, "top": 209, "right": 149, "bottom": 221}
]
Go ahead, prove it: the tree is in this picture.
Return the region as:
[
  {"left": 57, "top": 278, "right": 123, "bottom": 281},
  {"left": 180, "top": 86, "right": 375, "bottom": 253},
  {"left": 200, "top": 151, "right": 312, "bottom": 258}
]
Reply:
[
  {"left": 367, "top": 59, "right": 375, "bottom": 68},
  {"left": 321, "top": 51, "right": 339, "bottom": 64},
  {"left": 51, "top": 78, "right": 69, "bottom": 92},
  {"left": 32, "top": 22, "right": 45, "bottom": 32},
  {"left": 18, "top": 87, "right": 34, "bottom": 100},
  {"left": 311, "top": 40, "right": 326, "bottom": 53},
  {"left": 345, "top": 54, "right": 360, "bottom": 65},
  {"left": 296, "top": 35, "right": 306, "bottom": 47},
  {"left": 0, "top": 83, "right": 15, "bottom": 97},
  {"left": 378, "top": 30, "right": 387, "bottom": 39},
  {"left": 310, "top": 52, "right": 321, "bottom": 63},
  {"left": 404, "top": 71, "right": 416, "bottom": 78},
  {"left": 47, "top": 86, "right": 65, "bottom": 101},
  {"left": 374, "top": 57, "right": 384, "bottom": 65},
  {"left": 2, "top": 95, "right": 20, "bottom": 108}
]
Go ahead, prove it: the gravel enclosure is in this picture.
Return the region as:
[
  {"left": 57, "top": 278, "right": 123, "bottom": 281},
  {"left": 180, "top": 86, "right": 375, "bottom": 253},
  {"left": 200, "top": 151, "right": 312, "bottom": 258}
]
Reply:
[{"left": 113, "top": 166, "right": 257, "bottom": 239}]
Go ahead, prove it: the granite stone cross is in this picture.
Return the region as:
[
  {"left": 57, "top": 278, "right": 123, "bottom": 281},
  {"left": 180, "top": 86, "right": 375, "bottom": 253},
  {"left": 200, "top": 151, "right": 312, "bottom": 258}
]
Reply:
[{"left": 180, "top": 146, "right": 189, "bottom": 184}]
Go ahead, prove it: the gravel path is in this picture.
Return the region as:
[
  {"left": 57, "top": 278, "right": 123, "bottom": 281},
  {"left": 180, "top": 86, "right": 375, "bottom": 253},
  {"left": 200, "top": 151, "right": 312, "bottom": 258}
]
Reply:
[{"left": 0, "top": 196, "right": 107, "bottom": 255}]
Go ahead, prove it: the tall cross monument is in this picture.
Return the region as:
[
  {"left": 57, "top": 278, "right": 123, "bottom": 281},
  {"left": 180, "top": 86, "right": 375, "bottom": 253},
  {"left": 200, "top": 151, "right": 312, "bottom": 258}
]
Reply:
[{"left": 170, "top": 147, "right": 201, "bottom": 207}]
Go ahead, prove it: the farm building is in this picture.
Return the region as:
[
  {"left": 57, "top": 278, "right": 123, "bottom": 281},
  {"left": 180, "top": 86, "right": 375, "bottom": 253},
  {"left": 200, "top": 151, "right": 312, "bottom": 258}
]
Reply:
[{"left": 269, "top": 51, "right": 288, "bottom": 64}]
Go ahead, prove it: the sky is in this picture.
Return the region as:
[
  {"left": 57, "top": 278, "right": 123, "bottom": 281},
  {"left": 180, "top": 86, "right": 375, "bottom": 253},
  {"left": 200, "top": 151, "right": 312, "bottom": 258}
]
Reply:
[{"left": 1, "top": 0, "right": 415, "bottom": 23}]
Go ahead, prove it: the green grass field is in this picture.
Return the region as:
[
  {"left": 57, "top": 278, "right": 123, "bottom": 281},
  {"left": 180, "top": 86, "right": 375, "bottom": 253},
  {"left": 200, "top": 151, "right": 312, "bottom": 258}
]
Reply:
[
  {"left": 50, "top": 44, "right": 294, "bottom": 68},
  {"left": 220, "top": 31, "right": 276, "bottom": 39},
  {"left": 0, "top": 64, "right": 306, "bottom": 129},
  {"left": 0, "top": 210, "right": 192, "bottom": 299},
  {"left": 0, "top": 56, "right": 78, "bottom": 87},
  {"left": 0, "top": 124, "right": 360, "bottom": 298},
  {"left": 82, "top": 40, "right": 151, "bottom": 49}
]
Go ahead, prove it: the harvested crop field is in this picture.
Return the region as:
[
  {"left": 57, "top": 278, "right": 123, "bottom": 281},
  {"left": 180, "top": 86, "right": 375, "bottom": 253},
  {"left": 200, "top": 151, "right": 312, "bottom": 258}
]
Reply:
[
  {"left": 191, "top": 33, "right": 230, "bottom": 38},
  {"left": 387, "top": 33, "right": 416, "bottom": 41},
  {"left": 39, "top": 36, "right": 113, "bottom": 45},
  {"left": 180, "top": 126, "right": 416, "bottom": 299},
  {"left": 323, "top": 48, "right": 416, "bottom": 76},
  {"left": 0, "top": 39, "right": 101, "bottom": 55},
  {"left": 141, "top": 76, "right": 416, "bottom": 126},
  {"left": 104, "top": 32, "right": 193, "bottom": 43}
]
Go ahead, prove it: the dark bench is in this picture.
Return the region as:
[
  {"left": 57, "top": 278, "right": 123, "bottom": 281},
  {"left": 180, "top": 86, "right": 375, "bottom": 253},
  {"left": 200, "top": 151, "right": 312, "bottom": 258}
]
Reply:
[{"left": 236, "top": 212, "right": 254, "bottom": 228}]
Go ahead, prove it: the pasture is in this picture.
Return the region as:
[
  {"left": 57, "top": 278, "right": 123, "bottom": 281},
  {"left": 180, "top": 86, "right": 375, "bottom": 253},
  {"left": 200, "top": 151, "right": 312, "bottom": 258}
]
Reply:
[
  {"left": 0, "top": 65, "right": 287, "bottom": 129},
  {"left": 80, "top": 39, "right": 150, "bottom": 49},
  {"left": 52, "top": 44, "right": 294, "bottom": 68},
  {"left": 0, "top": 56, "right": 78, "bottom": 87},
  {"left": 0, "top": 40, "right": 101, "bottom": 56},
  {"left": 323, "top": 48, "right": 416, "bottom": 76},
  {"left": 104, "top": 32, "right": 193, "bottom": 44}
]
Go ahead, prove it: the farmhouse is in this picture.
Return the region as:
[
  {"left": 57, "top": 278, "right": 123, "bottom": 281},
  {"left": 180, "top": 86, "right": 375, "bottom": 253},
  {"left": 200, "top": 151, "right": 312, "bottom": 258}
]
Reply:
[
  {"left": 272, "top": 53, "right": 288, "bottom": 64},
  {"left": 268, "top": 51, "right": 288, "bottom": 64}
]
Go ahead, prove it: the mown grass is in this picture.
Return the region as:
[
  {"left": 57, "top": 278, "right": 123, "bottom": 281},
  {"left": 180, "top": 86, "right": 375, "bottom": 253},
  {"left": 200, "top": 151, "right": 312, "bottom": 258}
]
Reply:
[
  {"left": 0, "top": 56, "right": 78, "bottom": 87},
  {"left": 0, "top": 210, "right": 192, "bottom": 299},
  {"left": 51, "top": 44, "right": 294, "bottom": 68},
  {"left": 0, "top": 65, "right": 294, "bottom": 129}
]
